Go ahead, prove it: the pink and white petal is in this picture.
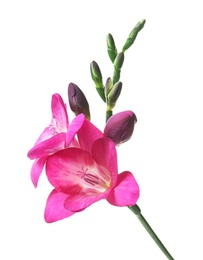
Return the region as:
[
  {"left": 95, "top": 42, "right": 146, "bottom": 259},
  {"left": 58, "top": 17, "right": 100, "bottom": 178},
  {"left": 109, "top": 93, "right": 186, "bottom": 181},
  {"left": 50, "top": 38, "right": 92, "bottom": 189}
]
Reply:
[
  {"left": 64, "top": 192, "right": 107, "bottom": 212},
  {"left": 44, "top": 189, "right": 74, "bottom": 223},
  {"left": 77, "top": 119, "right": 103, "bottom": 153},
  {"left": 106, "top": 171, "right": 140, "bottom": 206},
  {"left": 34, "top": 127, "right": 53, "bottom": 145},
  {"left": 51, "top": 93, "right": 69, "bottom": 129},
  {"left": 66, "top": 113, "right": 85, "bottom": 146},
  {"left": 46, "top": 148, "right": 94, "bottom": 192},
  {"left": 27, "top": 133, "right": 66, "bottom": 159},
  {"left": 30, "top": 156, "right": 47, "bottom": 187},
  {"left": 92, "top": 138, "right": 118, "bottom": 187}
]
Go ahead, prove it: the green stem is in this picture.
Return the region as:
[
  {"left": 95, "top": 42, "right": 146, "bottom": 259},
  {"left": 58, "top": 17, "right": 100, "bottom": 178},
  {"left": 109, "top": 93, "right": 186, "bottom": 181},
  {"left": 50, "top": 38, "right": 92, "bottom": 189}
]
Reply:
[
  {"left": 106, "top": 110, "right": 112, "bottom": 122},
  {"left": 128, "top": 204, "right": 174, "bottom": 260}
]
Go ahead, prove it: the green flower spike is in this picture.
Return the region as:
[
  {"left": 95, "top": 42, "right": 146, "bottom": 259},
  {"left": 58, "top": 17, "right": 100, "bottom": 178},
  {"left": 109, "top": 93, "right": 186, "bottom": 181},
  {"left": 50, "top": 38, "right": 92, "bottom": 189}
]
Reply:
[{"left": 122, "top": 19, "right": 146, "bottom": 52}]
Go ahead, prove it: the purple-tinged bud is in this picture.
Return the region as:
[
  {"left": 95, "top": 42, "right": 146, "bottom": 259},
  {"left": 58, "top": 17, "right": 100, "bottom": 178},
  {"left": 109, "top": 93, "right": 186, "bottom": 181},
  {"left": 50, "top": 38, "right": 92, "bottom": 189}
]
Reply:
[
  {"left": 68, "top": 82, "right": 91, "bottom": 120},
  {"left": 105, "top": 77, "right": 113, "bottom": 96},
  {"left": 107, "top": 81, "right": 122, "bottom": 110},
  {"left": 104, "top": 110, "right": 137, "bottom": 145}
]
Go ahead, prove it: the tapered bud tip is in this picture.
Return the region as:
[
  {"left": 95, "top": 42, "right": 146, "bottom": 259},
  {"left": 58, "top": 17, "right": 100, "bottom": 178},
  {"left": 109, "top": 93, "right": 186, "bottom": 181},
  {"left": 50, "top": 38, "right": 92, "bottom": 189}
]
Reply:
[
  {"left": 68, "top": 83, "right": 90, "bottom": 120},
  {"left": 140, "top": 19, "right": 146, "bottom": 26},
  {"left": 107, "top": 33, "right": 115, "bottom": 48},
  {"left": 104, "top": 110, "right": 137, "bottom": 145}
]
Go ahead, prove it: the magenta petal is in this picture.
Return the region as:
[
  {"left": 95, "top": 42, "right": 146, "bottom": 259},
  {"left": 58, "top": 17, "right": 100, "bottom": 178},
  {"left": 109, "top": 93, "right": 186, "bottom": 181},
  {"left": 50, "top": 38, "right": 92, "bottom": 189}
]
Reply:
[
  {"left": 51, "top": 93, "right": 69, "bottom": 128},
  {"left": 44, "top": 189, "right": 74, "bottom": 223},
  {"left": 34, "top": 127, "right": 53, "bottom": 145},
  {"left": 46, "top": 148, "right": 94, "bottom": 191},
  {"left": 106, "top": 171, "right": 140, "bottom": 206},
  {"left": 92, "top": 138, "right": 118, "bottom": 187},
  {"left": 66, "top": 113, "right": 85, "bottom": 146},
  {"left": 77, "top": 119, "right": 103, "bottom": 153},
  {"left": 64, "top": 192, "right": 107, "bottom": 212},
  {"left": 30, "top": 156, "right": 47, "bottom": 187},
  {"left": 27, "top": 133, "right": 66, "bottom": 159}
]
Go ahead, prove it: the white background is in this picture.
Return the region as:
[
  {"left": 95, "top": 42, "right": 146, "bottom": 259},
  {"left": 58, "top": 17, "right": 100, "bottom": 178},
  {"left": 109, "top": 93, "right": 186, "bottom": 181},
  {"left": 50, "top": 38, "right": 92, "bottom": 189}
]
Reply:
[{"left": 1, "top": 1, "right": 203, "bottom": 259}]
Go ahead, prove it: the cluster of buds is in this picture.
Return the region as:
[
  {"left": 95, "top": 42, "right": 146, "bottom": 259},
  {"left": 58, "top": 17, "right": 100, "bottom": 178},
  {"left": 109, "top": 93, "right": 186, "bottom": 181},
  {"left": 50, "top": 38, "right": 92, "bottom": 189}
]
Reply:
[
  {"left": 67, "top": 81, "right": 137, "bottom": 146},
  {"left": 68, "top": 19, "right": 145, "bottom": 145},
  {"left": 90, "top": 19, "right": 145, "bottom": 119},
  {"left": 73, "top": 20, "right": 145, "bottom": 144}
]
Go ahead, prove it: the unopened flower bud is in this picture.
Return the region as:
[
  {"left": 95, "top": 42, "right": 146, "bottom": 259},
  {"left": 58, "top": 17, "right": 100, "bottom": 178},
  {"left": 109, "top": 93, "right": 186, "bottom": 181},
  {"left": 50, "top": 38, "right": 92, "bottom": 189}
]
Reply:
[
  {"left": 122, "top": 19, "right": 146, "bottom": 52},
  {"left": 90, "top": 61, "right": 105, "bottom": 102},
  {"left": 105, "top": 77, "right": 113, "bottom": 96},
  {"left": 104, "top": 110, "right": 137, "bottom": 145},
  {"left": 107, "top": 81, "right": 122, "bottom": 110},
  {"left": 68, "top": 83, "right": 91, "bottom": 120},
  {"left": 106, "top": 33, "right": 117, "bottom": 63},
  {"left": 113, "top": 52, "right": 124, "bottom": 84},
  {"left": 114, "top": 52, "right": 124, "bottom": 71}
]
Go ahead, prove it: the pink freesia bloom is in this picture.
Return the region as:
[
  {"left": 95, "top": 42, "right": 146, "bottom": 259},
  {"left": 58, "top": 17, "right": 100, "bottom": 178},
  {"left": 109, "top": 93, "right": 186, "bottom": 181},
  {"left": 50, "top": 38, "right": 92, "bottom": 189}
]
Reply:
[
  {"left": 44, "top": 119, "right": 139, "bottom": 223},
  {"left": 27, "top": 93, "right": 85, "bottom": 187}
]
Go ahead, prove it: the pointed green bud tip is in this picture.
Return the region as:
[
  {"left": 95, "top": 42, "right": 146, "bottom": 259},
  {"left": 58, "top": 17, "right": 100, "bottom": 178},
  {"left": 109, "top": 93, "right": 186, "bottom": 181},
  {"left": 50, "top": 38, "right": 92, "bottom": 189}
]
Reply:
[
  {"left": 104, "top": 110, "right": 137, "bottom": 145},
  {"left": 68, "top": 82, "right": 91, "bottom": 120},
  {"left": 106, "top": 33, "right": 117, "bottom": 63},
  {"left": 107, "top": 81, "right": 122, "bottom": 109},
  {"left": 90, "top": 61, "right": 103, "bottom": 87},
  {"left": 114, "top": 52, "right": 124, "bottom": 71},
  {"left": 122, "top": 19, "right": 146, "bottom": 52}
]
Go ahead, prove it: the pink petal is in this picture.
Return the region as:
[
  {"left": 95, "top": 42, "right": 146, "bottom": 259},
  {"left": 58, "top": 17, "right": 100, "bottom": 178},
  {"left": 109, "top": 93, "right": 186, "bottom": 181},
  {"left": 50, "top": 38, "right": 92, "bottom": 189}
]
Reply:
[
  {"left": 44, "top": 189, "right": 74, "bottom": 223},
  {"left": 77, "top": 119, "right": 103, "bottom": 153},
  {"left": 66, "top": 113, "right": 85, "bottom": 146},
  {"left": 34, "top": 127, "right": 53, "bottom": 145},
  {"left": 27, "top": 133, "right": 66, "bottom": 159},
  {"left": 106, "top": 171, "right": 140, "bottom": 206},
  {"left": 64, "top": 192, "right": 107, "bottom": 212},
  {"left": 46, "top": 148, "right": 95, "bottom": 192},
  {"left": 92, "top": 138, "right": 118, "bottom": 187},
  {"left": 30, "top": 156, "right": 47, "bottom": 187},
  {"left": 51, "top": 93, "right": 69, "bottom": 128}
]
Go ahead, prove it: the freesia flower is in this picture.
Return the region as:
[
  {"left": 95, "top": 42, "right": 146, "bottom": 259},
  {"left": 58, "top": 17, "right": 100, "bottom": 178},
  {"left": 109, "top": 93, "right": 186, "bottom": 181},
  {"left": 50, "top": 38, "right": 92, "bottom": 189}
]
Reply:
[
  {"left": 44, "top": 118, "right": 139, "bottom": 223},
  {"left": 27, "top": 93, "right": 85, "bottom": 187},
  {"left": 104, "top": 110, "right": 137, "bottom": 145}
]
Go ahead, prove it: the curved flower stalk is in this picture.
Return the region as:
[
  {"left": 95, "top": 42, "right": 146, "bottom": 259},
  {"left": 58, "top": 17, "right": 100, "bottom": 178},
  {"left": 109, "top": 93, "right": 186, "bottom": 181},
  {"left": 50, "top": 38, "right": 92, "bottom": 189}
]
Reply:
[
  {"left": 27, "top": 93, "right": 85, "bottom": 187},
  {"left": 44, "top": 118, "right": 140, "bottom": 223}
]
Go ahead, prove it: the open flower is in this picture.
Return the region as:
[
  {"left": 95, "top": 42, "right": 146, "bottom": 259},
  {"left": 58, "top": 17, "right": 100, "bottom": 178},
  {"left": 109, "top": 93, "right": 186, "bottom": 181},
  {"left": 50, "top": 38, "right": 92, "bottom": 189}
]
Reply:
[
  {"left": 44, "top": 119, "right": 139, "bottom": 223},
  {"left": 27, "top": 93, "right": 85, "bottom": 187}
]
